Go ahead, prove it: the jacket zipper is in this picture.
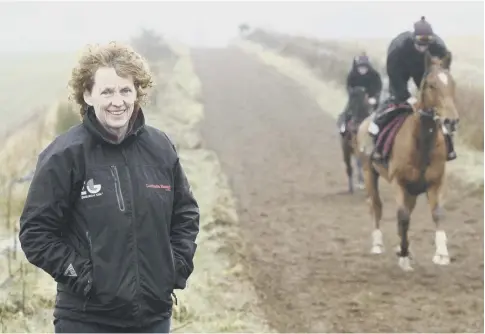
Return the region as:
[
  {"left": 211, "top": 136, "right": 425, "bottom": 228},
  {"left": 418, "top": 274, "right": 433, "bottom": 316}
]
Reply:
[
  {"left": 83, "top": 231, "right": 94, "bottom": 311},
  {"left": 110, "top": 166, "right": 126, "bottom": 212},
  {"left": 120, "top": 150, "right": 142, "bottom": 326}
]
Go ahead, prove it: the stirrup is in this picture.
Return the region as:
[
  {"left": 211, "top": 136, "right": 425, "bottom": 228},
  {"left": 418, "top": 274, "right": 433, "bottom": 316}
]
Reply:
[
  {"left": 371, "top": 146, "right": 383, "bottom": 159},
  {"left": 372, "top": 154, "right": 385, "bottom": 165}
]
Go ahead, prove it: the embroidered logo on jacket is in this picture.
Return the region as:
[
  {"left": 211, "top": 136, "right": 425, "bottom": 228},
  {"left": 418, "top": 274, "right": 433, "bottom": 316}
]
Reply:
[
  {"left": 81, "top": 179, "right": 103, "bottom": 199},
  {"left": 146, "top": 184, "right": 171, "bottom": 191}
]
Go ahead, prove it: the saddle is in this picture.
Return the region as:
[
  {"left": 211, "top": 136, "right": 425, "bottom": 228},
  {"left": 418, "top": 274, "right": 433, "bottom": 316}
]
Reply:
[
  {"left": 374, "top": 102, "right": 412, "bottom": 126},
  {"left": 373, "top": 102, "right": 414, "bottom": 162}
]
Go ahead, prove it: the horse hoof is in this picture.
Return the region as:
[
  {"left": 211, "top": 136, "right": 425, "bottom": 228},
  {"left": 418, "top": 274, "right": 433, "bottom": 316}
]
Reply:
[
  {"left": 371, "top": 245, "right": 384, "bottom": 254},
  {"left": 433, "top": 254, "right": 450, "bottom": 266},
  {"left": 398, "top": 257, "right": 414, "bottom": 271},
  {"left": 395, "top": 246, "right": 413, "bottom": 259}
]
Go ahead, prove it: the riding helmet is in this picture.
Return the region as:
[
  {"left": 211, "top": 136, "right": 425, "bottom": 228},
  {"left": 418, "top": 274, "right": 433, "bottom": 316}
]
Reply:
[{"left": 413, "top": 16, "right": 434, "bottom": 45}]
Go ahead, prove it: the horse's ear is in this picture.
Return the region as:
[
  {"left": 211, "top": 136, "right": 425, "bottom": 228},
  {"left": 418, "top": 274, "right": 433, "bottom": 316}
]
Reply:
[
  {"left": 442, "top": 51, "right": 452, "bottom": 70},
  {"left": 424, "top": 50, "right": 433, "bottom": 71}
]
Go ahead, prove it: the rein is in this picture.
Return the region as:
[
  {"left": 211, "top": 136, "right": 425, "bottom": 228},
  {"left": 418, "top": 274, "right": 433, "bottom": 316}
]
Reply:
[{"left": 411, "top": 68, "right": 444, "bottom": 193}]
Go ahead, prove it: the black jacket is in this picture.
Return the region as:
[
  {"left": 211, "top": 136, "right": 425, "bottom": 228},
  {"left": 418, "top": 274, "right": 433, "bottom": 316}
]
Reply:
[
  {"left": 19, "top": 107, "right": 200, "bottom": 328},
  {"left": 386, "top": 31, "right": 451, "bottom": 102},
  {"left": 346, "top": 61, "right": 382, "bottom": 100}
]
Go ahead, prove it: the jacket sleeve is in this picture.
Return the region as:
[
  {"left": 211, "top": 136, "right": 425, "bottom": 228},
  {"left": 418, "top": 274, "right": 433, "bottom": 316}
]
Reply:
[
  {"left": 368, "top": 70, "right": 383, "bottom": 99},
  {"left": 19, "top": 146, "right": 93, "bottom": 297},
  {"left": 374, "top": 71, "right": 383, "bottom": 98},
  {"left": 346, "top": 71, "right": 354, "bottom": 93},
  {"left": 170, "top": 152, "right": 200, "bottom": 290},
  {"left": 386, "top": 45, "right": 411, "bottom": 102}
]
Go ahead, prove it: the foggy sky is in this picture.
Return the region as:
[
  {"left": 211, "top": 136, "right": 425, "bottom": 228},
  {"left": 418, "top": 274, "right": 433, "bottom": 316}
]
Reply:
[{"left": 0, "top": 1, "right": 483, "bottom": 52}]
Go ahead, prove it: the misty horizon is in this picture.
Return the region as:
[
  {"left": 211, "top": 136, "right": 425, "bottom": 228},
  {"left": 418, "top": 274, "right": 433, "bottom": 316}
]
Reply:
[{"left": 0, "top": 1, "right": 483, "bottom": 53}]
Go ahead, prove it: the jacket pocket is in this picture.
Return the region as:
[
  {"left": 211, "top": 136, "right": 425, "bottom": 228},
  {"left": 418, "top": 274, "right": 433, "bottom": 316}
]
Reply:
[
  {"left": 171, "top": 251, "right": 188, "bottom": 290},
  {"left": 138, "top": 244, "right": 175, "bottom": 317},
  {"left": 83, "top": 229, "right": 136, "bottom": 318},
  {"left": 169, "top": 246, "right": 177, "bottom": 289},
  {"left": 82, "top": 231, "right": 94, "bottom": 311}
]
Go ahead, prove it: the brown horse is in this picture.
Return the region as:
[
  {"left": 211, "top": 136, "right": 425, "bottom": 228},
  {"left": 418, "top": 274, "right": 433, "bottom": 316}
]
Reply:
[
  {"left": 356, "top": 50, "right": 458, "bottom": 271},
  {"left": 339, "top": 86, "right": 372, "bottom": 193}
]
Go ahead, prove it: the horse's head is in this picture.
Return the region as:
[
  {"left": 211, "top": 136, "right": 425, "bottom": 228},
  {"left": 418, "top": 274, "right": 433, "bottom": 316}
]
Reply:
[
  {"left": 418, "top": 51, "right": 459, "bottom": 134},
  {"left": 348, "top": 86, "right": 371, "bottom": 128}
]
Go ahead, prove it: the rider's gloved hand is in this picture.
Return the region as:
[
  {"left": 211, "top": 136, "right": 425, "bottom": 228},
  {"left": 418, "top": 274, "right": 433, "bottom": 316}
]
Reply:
[
  {"left": 368, "top": 97, "right": 377, "bottom": 106},
  {"left": 406, "top": 96, "right": 418, "bottom": 105}
]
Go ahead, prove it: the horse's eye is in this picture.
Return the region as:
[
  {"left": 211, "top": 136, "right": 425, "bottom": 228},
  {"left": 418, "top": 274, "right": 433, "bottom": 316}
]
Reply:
[{"left": 428, "top": 83, "right": 437, "bottom": 90}]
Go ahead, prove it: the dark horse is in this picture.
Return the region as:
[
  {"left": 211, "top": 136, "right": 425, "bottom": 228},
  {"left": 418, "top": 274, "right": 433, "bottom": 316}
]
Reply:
[{"left": 339, "top": 86, "right": 372, "bottom": 193}]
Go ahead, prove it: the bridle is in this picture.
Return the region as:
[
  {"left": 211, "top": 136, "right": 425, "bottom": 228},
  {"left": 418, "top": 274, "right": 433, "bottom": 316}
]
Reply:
[{"left": 417, "top": 67, "right": 459, "bottom": 137}]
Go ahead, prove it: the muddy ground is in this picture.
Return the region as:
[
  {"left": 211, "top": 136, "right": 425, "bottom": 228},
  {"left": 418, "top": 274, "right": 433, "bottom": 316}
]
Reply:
[{"left": 192, "top": 47, "right": 484, "bottom": 333}]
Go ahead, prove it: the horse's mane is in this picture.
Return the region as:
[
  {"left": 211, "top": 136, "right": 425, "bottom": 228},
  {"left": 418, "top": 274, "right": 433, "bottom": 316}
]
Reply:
[{"left": 416, "top": 53, "right": 450, "bottom": 110}]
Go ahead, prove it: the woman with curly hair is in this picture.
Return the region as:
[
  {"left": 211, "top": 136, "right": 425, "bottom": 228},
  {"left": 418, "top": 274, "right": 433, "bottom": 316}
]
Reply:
[{"left": 18, "top": 42, "right": 200, "bottom": 333}]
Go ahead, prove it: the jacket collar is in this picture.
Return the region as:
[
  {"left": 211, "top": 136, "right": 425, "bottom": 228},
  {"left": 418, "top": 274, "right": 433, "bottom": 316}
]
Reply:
[{"left": 82, "top": 106, "right": 146, "bottom": 145}]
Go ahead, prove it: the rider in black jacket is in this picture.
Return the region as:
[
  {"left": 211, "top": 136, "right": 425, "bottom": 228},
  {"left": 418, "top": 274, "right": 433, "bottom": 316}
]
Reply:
[
  {"left": 368, "top": 16, "right": 456, "bottom": 161},
  {"left": 346, "top": 53, "right": 382, "bottom": 107},
  {"left": 338, "top": 53, "right": 382, "bottom": 135}
]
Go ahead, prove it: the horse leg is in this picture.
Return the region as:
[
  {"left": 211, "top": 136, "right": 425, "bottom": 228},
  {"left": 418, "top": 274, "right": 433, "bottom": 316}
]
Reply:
[
  {"left": 392, "top": 180, "right": 417, "bottom": 271},
  {"left": 355, "top": 156, "right": 365, "bottom": 189},
  {"left": 427, "top": 183, "right": 450, "bottom": 265},
  {"left": 363, "top": 165, "right": 383, "bottom": 253},
  {"left": 342, "top": 140, "right": 353, "bottom": 193},
  {"left": 395, "top": 193, "right": 417, "bottom": 257}
]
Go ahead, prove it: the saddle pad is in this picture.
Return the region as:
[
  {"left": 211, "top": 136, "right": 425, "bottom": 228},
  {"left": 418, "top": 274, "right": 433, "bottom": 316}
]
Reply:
[
  {"left": 375, "top": 116, "right": 402, "bottom": 148},
  {"left": 382, "top": 114, "right": 409, "bottom": 158},
  {"left": 376, "top": 114, "right": 409, "bottom": 158}
]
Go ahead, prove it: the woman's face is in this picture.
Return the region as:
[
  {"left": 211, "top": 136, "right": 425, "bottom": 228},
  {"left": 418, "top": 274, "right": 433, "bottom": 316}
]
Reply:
[
  {"left": 357, "top": 66, "right": 368, "bottom": 75},
  {"left": 414, "top": 43, "right": 429, "bottom": 53},
  {"left": 83, "top": 67, "right": 137, "bottom": 137}
]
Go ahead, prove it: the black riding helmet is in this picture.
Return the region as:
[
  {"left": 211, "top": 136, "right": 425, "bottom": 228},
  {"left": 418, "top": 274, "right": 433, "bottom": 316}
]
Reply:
[
  {"left": 354, "top": 52, "right": 370, "bottom": 67},
  {"left": 413, "top": 16, "right": 435, "bottom": 45}
]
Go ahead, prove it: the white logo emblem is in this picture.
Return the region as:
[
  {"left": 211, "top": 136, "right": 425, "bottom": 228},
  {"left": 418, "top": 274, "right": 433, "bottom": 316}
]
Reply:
[
  {"left": 81, "top": 179, "right": 103, "bottom": 199},
  {"left": 63, "top": 263, "right": 77, "bottom": 277}
]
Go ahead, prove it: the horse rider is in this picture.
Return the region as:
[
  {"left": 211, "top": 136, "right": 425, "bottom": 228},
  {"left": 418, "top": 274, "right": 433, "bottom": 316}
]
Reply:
[
  {"left": 368, "top": 16, "right": 457, "bottom": 162},
  {"left": 338, "top": 52, "right": 383, "bottom": 136}
]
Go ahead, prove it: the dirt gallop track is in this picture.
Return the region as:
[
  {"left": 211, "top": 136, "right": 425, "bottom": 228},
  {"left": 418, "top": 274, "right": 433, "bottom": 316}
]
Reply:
[{"left": 192, "top": 47, "right": 483, "bottom": 333}]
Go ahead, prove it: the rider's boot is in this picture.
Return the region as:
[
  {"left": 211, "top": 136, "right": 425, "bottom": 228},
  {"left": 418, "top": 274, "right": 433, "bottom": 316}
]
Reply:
[
  {"left": 367, "top": 115, "right": 384, "bottom": 162},
  {"left": 339, "top": 122, "right": 346, "bottom": 137},
  {"left": 337, "top": 113, "right": 349, "bottom": 137},
  {"left": 445, "top": 134, "right": 457, "bottom": 161},
  {"left": 367, "top": 110, "right": 382, "bottom": 162}
]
